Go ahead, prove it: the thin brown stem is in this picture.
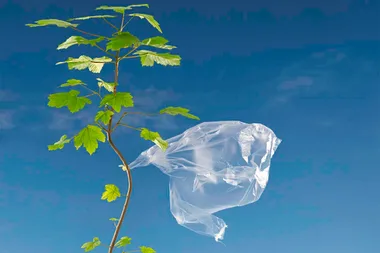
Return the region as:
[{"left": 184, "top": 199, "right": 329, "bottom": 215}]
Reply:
[
  {"left": 102, "top": 17, "right": 119, "bottom": 31},
  {"left": 80, "top": 85, "right": 101, "bottom": 99},
  {"left": 69, "top": 26, "right": 107, "bottom": 38},
  {"left": 95, "top": 122, "right": 107, "bottom": 131},
  {"left": 106, "top": 120, "right": 132, "bottom": 253},
  {"left": 124, "top": 111, "right": 158, "bottom": 117},
  {"left": 117, "top": 123, "right": 142, "bottom": 131},
  {"left": 122, "top": 16, "right": 134, "bottom": 30},
  {"left": 120, "top": 46, "right": 140, "bottom": 60},
  {"left": 94, "top": 44, "right": 115, "bottom": 57},
  {"left": 120, "top": 13, "right": 125, "bottom": 32},
  {"left": 111, "top": 112, "right": 128, "bottom": 132},
  {"left": 121, "top": 55, "right": 139, "bottom": 60},
  {"left": 106, "top": 16, "right": 133, "bottom": 253}
]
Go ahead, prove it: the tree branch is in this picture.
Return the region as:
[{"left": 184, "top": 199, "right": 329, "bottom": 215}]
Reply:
[
  {"left": 106, "top": 16, "right": 133, "bottom": 253},
  {"left": 106, "top": 117, "right": 133, "bottom": 253}
]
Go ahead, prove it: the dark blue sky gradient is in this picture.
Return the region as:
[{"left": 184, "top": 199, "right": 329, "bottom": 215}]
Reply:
[{"left": 0, "top": 0, "right": 379, "bottom": 253}]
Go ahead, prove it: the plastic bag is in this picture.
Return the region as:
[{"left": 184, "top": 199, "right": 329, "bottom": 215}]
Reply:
[{"left": 129, "top": 121, "right": 281, "bottom": 241}]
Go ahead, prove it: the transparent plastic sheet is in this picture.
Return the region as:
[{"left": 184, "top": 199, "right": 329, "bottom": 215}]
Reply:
[{"left": 129, "top": 121, "right": 281, "bottom": 241}]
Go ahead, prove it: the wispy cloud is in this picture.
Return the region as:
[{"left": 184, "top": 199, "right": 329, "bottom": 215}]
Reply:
[
  {"left": 0, "top": 89, "right": 19, "bottom": 130},
  {"left": 0, "top": 89, "right": 19, "bottom": 102},
  {"left": 311, "top": 48, "right": 347, "bottom": 64},
  {"left": 278, "top": 76, "right": 314, "bottom": 90},
  {"left": 264, "top": 48, "right": 348, "bottom": 109},
  {"left": 47, "top": 109, "right": 95, "bottom": 132},
  {"left": 0, "top": 110, "right": 15, "bottom": 130},
  {"left": 0, "top": 181, "right": 61, "bottom": 208}
]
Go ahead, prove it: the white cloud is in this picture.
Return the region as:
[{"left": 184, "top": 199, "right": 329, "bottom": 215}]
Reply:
[
  {"left": 278, "top": 76, "right": 314, "bottom": 90},
  {"left": 264, "top": 48, "right": 348, "bottom": 109}
]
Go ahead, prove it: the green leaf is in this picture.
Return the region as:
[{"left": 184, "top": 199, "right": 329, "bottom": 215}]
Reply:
[
  {"left": 141, "top": 36, "right": 176, "bottom": 50},
  {"left": 74, "top": 125, "right": 106, "bottom": 155},
  {"left": 68, "top": 15, "right": 116, "bottom": 21},
  {"left": 109, "top": 217, "right": 119, "bottom": 222},
  {"left": 95, "top": 110, "right": 114, "bottom": 125},
  {"left": 140, "top": 128, "right": 168, "bottom": 151},
  {"left": 59, "top": 79, "right": 85, "bottom": 87},
  {"left": 47, "top": 135, "right": 71, "bottom": 151},
  {"left": 133, "top": 50, "right": 181, "bottom": 67},
  {"left": 159, "top": 106, "right": 200, "bottom": 120},
  {"left": 97, "top": 78, "right": 117, "bottom": 92},
  {"left": 129, "top": 13, "right": 162, "bottom": 33},
  {"left": 106, "top": 32, "right": 140, "bottom": 51},
  {"left": 96, "top": 4, "right": 149, "bottom": 14},
  {"left": 101, "top": 184, "right": 121, "bottom": 202},
  {"left": 57, "top": 36, "right": 105, "bottom": 50},
  {"left": 26, "top": 19, "right": 78, "bottom": 28},
  {"left": 48, "top": 90, "right": 92, "bottom": 113},
  {"left": 115, "top": 236, "right": 132, "bottom": 248},
  {"left": 140, "top": 246, "right": 156, "bottom": 253},
  {"left": 81, "top": 237, "right": 101, "bottom": 252},
  {"left": 56, "top": 55, "right": 112, "bottom": 73},
  {"left": 99, "top": 92, "right": 134, "bottom": 113}
]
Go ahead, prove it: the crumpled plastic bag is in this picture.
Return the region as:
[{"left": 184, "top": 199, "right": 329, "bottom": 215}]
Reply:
[{"left": 129, "top": 121, "right": 281, "bottom": 241}]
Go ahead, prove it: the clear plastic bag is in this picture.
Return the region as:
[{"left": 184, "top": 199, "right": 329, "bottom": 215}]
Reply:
[{"left": 129, "top": 121, "right": 281, "bottom": 241}]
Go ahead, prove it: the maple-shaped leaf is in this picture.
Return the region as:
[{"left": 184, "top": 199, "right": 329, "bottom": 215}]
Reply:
[
  {"left": 59, "top": 79, "right": 85, "bottom": 87},
  {"left": 159, "top": 106, "right": 200, "bottom": 120},
  {"left": 81, "top": 237, "right": 101, "bottom": 252},
  {"left": 99, "top": 92, "right": 134, "bottom": 113},
  {"left": 74, "top": 125, "right": 106, "bottom": 155},
  {"left": 56, "top": 55, "right": 112, "bottom": 73},
  {"left": 97, "top": 78, "right": 117, "bottom": 92},
  {"left": 140, "top": 246, "right": 156, "bottom": 253},
  {"left": 57, "top": 36, "right": 105, "bottom": 50},
  {"left": 141, "top": 36, "right": 176, "bottom": 50},
  {"left": 140, "top": 128, "right": 168, "bottom": 151},
  {"left": 26, "top": 19, "right": 78, "bottom": 28},
  {"left": 106, "top": 32, "right": 140, "bottom": 51},
  {"left": 101, "top": 184, "right": 121, "bottom": 202},
  {"left": 94, "top": 110, "right": 114, "bottom": 125},
  {"left": 47, "top": 135, "right": 71, "bottom": 151},
  {"left": 95, "top": 4, "right": 149, "bottom": 14},
  {"left": 133, "top": 50, "right": 180, "bottom": 67},
  {"left": 48, "top": 90, "right": 92, "bottom": 113},
  {"left": 129, "top": 13, "right": 162, "bottom": 33},
  {"left": 115, "top": 236, "right": 132, "bottom": 248},
  {"left": 68, "top": 15, "right": 116, "bottom": 21}
]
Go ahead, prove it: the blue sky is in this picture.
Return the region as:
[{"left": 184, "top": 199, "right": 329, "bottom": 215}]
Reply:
[{"left": 0, "top": 0, "right": 379, "bottom": 252}]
